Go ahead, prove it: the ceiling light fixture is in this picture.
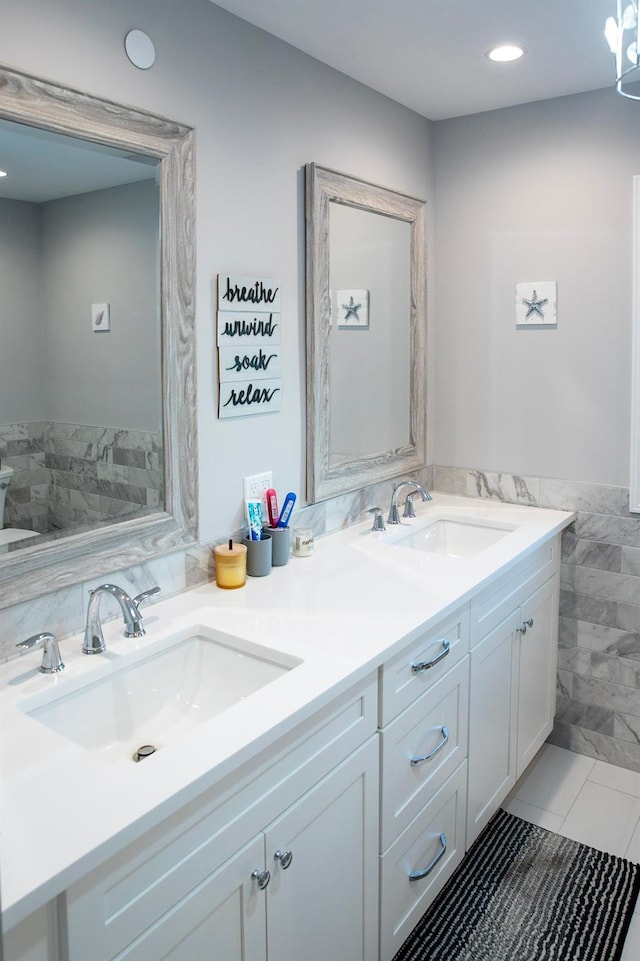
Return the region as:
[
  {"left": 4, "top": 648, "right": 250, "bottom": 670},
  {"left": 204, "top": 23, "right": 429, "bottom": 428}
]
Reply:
[
  {"left": 605, "top": 0, "right": 640, "bottom": 99},
  {"left": 486, "top": 44, "right": 526, "bottom": 63},
  {"left": 0, "top": 170, "right": 7, "bottom": 178}
]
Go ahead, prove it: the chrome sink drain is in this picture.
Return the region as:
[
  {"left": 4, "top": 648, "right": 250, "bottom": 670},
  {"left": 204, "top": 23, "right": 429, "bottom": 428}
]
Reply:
[{"left": 132, "top": 744, "right": 157, "bottom": 762}]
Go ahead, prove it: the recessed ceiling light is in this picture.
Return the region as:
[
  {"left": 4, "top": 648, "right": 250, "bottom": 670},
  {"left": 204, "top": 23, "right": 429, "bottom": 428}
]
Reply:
[
  {"left": 486, "top": 44, "right": 526, "bottom": 63},
  {"left": 0, "top": 170, "right": 7, "bottom": 178}
]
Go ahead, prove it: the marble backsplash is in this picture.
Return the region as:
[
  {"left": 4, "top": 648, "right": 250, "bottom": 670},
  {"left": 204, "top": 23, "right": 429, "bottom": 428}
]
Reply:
[
  {"left": 2, "top": 459, "right": 637, "bottom": 775},
  {"left": 0, "top": 466, "right": 433, "bottom": 663},
  {"left": 0, "top": 422, "right": 162, "bottom": 533}
]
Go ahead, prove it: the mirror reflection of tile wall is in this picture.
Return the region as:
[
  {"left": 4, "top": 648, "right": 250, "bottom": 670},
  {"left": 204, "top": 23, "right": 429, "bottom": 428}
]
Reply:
[{"left": 0, "top": 421, "right": 162, "bottom": 534}]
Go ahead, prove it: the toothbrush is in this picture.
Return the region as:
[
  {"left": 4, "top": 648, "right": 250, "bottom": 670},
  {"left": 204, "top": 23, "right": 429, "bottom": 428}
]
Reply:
[
  {"left": 277, "top": 492, "right": 296, "bottom": 528},
  {"left": 266, "top": 488, "right": 279, "bottom": 528}
]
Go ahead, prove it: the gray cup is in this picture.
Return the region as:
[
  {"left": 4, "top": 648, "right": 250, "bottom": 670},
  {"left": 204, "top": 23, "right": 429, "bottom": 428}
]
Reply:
[
  {"left": 243, "top": 533, "right": 272, "bottom": 576},
  {"left": 266, "top": 526, "right": 290, "bottom": 567}
]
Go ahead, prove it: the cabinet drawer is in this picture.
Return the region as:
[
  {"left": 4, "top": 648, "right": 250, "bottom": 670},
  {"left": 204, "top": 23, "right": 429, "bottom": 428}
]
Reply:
[
  {"left": 380, "top": 606, "right": 469, "bottom": 726},
  {"left": 379, "top": 762, "right": 467, "bottom": 961},
  {"left": 380, "top": 657, "right": 469, "bottom": 852},
  {"left": 470, "top": 537, "right": 559, "bottom": 647}
]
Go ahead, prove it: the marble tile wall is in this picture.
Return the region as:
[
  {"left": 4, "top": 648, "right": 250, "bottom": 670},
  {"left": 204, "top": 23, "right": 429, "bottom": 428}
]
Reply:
[
  {"left": 0, "top": 422, "right": 162, "bottom": 533},
  {"left": 434, "top": 465, "right": 640, "bottom": 773},
  {"left": 0, "top": 423, "right": 48, "bottom": 532},
  {"left": 44, "top": 422, "right": 162, "bottom": 532}
]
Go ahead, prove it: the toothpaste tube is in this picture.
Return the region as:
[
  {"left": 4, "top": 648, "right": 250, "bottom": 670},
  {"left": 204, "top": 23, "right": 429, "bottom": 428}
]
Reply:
[{"left": 246, "top": 499, "right": 264, "bottom": 540}]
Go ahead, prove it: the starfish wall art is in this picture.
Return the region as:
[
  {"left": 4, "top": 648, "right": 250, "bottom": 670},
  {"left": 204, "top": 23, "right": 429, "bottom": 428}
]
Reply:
[
  {"left": 515, "top": 281, "right": 557, "bottom": 327},
  {"left": 336, "top": 288, "right": 369, "bottom": 328}
]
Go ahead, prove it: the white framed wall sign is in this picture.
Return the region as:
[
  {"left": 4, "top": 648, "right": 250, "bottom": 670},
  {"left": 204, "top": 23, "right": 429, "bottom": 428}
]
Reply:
[
  {"left": 336, "top": 288, "right": 369, "bottom": 328},
  {"left": 217, "top": 311, "right": 280, "bottom": 346},
  {"left": 515, "top": 281, "right": 557, "bottom": 327},
  {"left": 218, "top": 275, "right": 281, "bottom": 312},
  {"left": 218, "top": 345, "right": 282, "bottom": 382},
  {"left": 216, "top": 275, "right": 283, "bottom": 418},
  {"left": 219, "top": 379, "right": 282, "bottom": 418}
]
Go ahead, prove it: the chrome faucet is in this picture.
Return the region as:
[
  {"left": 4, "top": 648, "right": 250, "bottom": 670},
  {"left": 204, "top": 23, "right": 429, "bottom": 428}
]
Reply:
[
  {"left": 387, "top": 480, "right": 432, "bottom": 525},
  {"left": 83, "top": 583, "right": 160, "bottom": 655}
]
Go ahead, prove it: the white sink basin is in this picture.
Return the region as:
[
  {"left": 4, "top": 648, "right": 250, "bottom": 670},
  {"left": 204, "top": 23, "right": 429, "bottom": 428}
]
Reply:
[
  {"left": 20, "top": 626, "right": 301, "bottom": 763},
  {"left": 383, "top": 516, "right": 515, "bottom": 558}
]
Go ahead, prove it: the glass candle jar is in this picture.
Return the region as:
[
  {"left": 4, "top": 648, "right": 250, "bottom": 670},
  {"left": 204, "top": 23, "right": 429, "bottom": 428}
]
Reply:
[
  {"left": 214, "top": 541, "right": 247, "bottom": 588},
  {"left": 292, "top": 527, "right": 314, "bottom": 557}
]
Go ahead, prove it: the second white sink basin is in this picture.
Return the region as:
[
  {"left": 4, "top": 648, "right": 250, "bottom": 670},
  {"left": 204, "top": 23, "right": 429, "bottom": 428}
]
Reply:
[
  {"left": 383, "top": 516, "right": 515, "bottom": 558},
  {"left": 21, "top": 626, "right": 302, "bottom": 763}
]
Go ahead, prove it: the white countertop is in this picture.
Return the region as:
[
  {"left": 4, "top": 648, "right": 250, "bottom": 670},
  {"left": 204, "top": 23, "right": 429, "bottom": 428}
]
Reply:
[{"left": 0, "top": 493, "right": 574, "bottom": 929}]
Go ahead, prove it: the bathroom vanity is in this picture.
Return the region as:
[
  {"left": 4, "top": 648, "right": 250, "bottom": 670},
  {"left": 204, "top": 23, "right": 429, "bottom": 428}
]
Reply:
[{"left": 0, "top": 494, "right": 573, "bottom": 961}]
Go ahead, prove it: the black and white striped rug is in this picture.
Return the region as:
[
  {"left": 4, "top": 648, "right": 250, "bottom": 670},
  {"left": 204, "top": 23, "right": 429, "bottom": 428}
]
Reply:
[{"left": 394, "top": 808, "right": 640, "bottom": 961}]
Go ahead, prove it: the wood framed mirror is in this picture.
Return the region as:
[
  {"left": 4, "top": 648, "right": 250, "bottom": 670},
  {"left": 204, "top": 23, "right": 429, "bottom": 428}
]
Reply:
[
  {"left": 0, "top": 64, "right": 197, "bottom": 609},
  {"left": 305, "top": 163, "right": 427, "bottom": 503}
]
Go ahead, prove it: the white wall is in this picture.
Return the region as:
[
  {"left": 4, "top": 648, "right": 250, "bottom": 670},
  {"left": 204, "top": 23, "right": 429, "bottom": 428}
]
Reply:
[
  {"left": 41, "top": 180, "right": 160, "bottom": 431},
  {"left": 0, "top": 199, "right": 44, "bottom": 422},
  {"left": 0, "top": 0, "right": 434, "bottom": 541},
  {"left": 433, "top": 88, "right": 639, "bottom": 487},
  {"left": 1, "top": 182, "right": 160, "bottom": 432},
  {"left": 329, "top": 205, "right": 410, "bottom": 459}
]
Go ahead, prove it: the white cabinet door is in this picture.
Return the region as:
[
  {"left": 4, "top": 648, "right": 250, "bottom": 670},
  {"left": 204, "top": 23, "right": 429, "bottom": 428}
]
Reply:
[
  {"left": 113, "top": 835, "right": 266, "bottom": 961},
  {"left": 467, "top": 609, "right": 520, "bottom": 846},
  {"left": 516, "top": 577, "right": 558, "bottom": 776},
  {"left": 264, "top": 738, "right": 379, "bottom": 961},
  {"left": 468, "top": 574, "right": 559, "bottom": 847}
]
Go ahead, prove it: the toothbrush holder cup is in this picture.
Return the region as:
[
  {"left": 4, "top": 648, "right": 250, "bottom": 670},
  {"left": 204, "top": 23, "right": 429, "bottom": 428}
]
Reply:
[
  {"left": 242, "top": 533, "right": 272, "bottom": 576},
  {"left": 266, "top": 526, "right": 291, "bottom": 566}
]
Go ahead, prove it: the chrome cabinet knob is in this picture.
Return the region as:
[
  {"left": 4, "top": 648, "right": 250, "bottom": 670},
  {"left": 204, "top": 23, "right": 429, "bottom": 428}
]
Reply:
[
  {"left": 274, "top": 849, "right": 293, "bottom": 870},
  {"left": 251, "top": 868, "right": 271, "bottom": 890}
]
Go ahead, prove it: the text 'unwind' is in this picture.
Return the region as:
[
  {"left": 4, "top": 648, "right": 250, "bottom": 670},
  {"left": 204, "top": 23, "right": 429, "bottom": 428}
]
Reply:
[{"left": 221, "top": 314, "right": 279, "bottom": 338}]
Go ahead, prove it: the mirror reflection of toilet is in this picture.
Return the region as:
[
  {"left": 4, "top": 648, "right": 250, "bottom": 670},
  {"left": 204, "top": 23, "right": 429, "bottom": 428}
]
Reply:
[{"left": 0, "top": 465, "right": 38, "bottom": 552}]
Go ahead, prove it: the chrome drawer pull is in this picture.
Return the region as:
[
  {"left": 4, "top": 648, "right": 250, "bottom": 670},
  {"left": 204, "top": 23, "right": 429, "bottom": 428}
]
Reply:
[
  {"left": 251, "top": 868, "right": 271, "bottom": 890},
  {"left": 409, "top": 833, "right": 447, "bottom": 882},
  {"left": 411, "top": 639, "right": 450, "bottom": 673},
  {"left": 410, "top": 726, "right": 449, "bottom": 766},
  {"left": 274, "top": 849, "right": 293, "bottom": 870}
]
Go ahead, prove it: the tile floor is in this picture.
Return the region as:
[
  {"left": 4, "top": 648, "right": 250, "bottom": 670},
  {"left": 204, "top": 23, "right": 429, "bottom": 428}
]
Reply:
[{"left": 505, "top": 744, "right": 640, "bottom": 960}]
